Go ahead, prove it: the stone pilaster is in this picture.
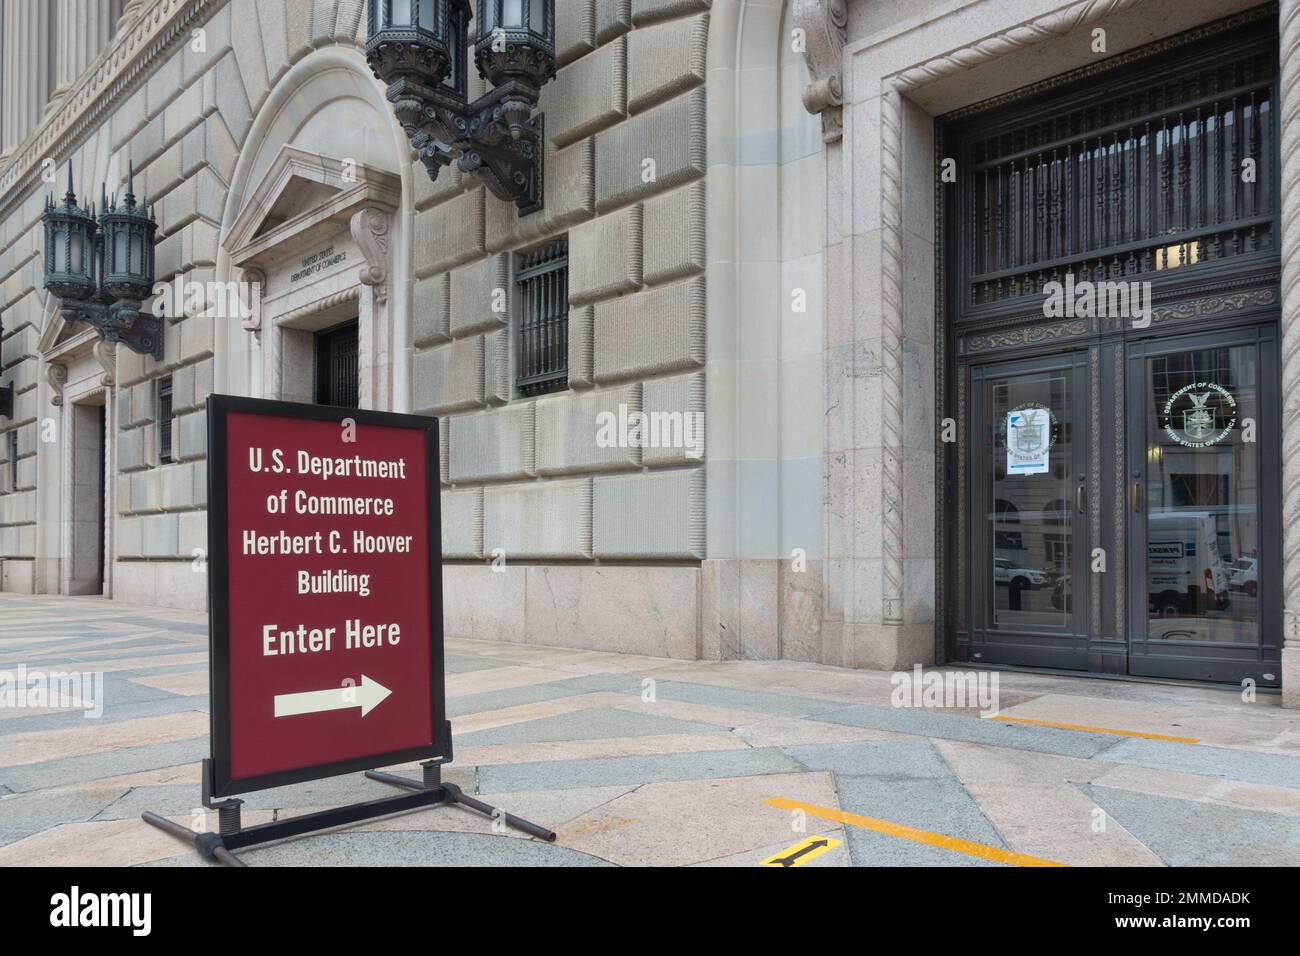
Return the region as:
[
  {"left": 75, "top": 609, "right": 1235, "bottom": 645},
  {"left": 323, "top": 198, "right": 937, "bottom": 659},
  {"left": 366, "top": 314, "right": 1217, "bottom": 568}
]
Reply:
[
  {"left": 1, "top": 0, "right": 52, "bottom": 155},
  {"left": 48, "top": 0, "right": 116, "bottom": 113},
  {"left": 1280, "top": 0, "right": 1300, "bottom": 709},
  {"left": 878, "top": 85, "right": 905, "bottom": 628}
]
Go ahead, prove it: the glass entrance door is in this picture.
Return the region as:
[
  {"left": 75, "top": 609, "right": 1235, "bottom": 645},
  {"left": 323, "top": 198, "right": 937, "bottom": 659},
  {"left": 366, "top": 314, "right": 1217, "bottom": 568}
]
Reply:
[
  {"left": 1127, "top": 327, "right": 1282, "bottom": 685},
  {"left": 969, "top": 353, "right": 1090, "bottom": 669}
]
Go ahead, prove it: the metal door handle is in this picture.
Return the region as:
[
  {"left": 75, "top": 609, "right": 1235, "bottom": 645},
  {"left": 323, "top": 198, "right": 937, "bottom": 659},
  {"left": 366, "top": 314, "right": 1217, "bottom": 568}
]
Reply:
[
  {"left": 1076, "top": 485, "right": 1086, "bottom": 514},
  {"left": 1131, "top": 481, "right": 1142, "bottom": 513}
]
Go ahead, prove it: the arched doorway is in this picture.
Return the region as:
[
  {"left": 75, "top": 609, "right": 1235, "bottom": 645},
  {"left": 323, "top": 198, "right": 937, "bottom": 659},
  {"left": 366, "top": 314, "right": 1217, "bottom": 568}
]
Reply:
[{"left": 215, "top": 48, "right": 415, "bottom": 413}]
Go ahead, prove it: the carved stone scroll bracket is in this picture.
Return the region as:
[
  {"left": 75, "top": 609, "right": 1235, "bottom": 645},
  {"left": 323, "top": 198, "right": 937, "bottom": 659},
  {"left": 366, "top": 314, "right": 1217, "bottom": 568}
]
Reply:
[
  {"left": 47, "top": 362, "right": 68, "bottom": 407},
  {"left": 351, "top": 207, "right": 391, "bottom": 305},
  {"left": 241, "top": 267, "right": 266, "bottom": 343},
  {"left": 93, "top": 339, "right": 116, "bottom": 388},
  {"left": 794, "top": 0, "right": 847, "bottom": 143}
]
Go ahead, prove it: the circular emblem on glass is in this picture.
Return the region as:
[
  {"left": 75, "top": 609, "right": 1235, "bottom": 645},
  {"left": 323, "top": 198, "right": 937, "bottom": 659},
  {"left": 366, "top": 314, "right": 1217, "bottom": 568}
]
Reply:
[
  {"left": 1000, "top": 403, "right": 1059, "bottom": 450},
  {"left": 1001, "top": 403, "right": 1059, "bottom": 476},
  {"left": 1162, "top": 381, "right": 1236, "bottom": 448}
]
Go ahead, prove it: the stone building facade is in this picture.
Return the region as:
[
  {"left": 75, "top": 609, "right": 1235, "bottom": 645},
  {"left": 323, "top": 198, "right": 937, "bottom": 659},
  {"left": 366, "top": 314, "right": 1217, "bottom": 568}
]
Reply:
[
  {"left": 0, "top": 0, "right": 1296, "bottom": 707},
  {"left": 0, "top": 0, "right": 827, "bottom": 663}
]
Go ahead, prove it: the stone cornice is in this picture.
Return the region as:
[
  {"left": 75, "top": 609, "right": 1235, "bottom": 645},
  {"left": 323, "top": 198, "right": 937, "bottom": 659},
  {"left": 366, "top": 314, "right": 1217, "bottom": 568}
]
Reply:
[
  {"left": 275, "top": 285, "right": 361, "bottom": 327},
  {"left": 0, "top": 0, "right": 218, "bottom": 215},
  {"left": 889, "top": 0, "right": 1150, "bottom": 91}
]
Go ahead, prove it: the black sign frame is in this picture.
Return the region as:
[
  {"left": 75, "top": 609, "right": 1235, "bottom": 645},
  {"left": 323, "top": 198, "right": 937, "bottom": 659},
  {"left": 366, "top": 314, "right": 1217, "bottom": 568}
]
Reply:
[{"left": 205, "top": 393, "right": 449, "bottom": 798}]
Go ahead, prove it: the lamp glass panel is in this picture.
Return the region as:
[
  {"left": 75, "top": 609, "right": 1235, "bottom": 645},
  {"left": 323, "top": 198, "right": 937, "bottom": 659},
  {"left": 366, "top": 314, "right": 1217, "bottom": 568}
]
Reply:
[
  {"left": 114, "top": 229, "right": 128, "bottom": 273},
  {"left": 53, "top": 227, "right": 68, "bottom": 273},
  {"left": 529, "top": 0, "right": 547, "bottom": 35},
  {"left": 504, "top": 0, "right": 523, "bottom": 27},
  {"left": 70, "top": 229, "right": 84, "bottom": 274},
  {"left": 391, "top": 0, "right": 412, "bottom": 26},
  {"left": 131, "top": 235, "right": 145, "bottom": 275},
  {"left": 448, "top": 11, "right": 462, "bottom": 89},
  {"left": 418, "top": 0, "right": 436, "bottom": 33}
]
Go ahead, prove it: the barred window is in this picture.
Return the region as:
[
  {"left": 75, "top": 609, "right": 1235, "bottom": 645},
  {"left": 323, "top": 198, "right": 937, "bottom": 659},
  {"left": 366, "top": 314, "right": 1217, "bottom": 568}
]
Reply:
[
  {"left": 515, "top": 240, "right": 569, "bottom": 397},
  {"left": 4, "top": 430, "right": 16, "bottom": 494},
  {"left": 158, "top": 376, "right": 173, "bottom": 464}
]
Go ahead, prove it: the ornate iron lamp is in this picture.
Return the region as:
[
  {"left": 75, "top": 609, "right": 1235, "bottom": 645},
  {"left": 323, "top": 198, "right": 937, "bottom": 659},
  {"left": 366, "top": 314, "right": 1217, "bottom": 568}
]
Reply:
[
  {"left": 41, "top": 163, "right": 162, "bottom": 359},
  {"left": 366, "top": 0, "right": 556, "bottom": 214}
]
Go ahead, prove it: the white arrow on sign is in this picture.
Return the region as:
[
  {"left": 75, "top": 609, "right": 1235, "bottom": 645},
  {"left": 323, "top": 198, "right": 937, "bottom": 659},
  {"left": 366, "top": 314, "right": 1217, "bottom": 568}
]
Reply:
[{"left": 273, "top": 675, "right": 393, "bottom": 719}]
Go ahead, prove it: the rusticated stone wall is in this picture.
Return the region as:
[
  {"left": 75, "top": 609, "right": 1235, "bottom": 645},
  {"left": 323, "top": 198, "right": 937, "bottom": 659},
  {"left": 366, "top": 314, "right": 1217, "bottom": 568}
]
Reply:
[{"left": 410, "top": 1, "right": 711, "bottom": 564}]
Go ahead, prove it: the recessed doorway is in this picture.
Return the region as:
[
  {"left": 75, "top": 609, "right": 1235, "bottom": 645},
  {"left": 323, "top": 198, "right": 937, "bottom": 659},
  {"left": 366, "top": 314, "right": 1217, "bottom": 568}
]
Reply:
[
  {"left": 942, "top": 11, "right": 1283, "bottom": 686},
  {"left": 315, "top": 319, "right": 360, "bottom": 409},
  {"left": 67, "top": 397, "right": 106, "bottom": 596}
]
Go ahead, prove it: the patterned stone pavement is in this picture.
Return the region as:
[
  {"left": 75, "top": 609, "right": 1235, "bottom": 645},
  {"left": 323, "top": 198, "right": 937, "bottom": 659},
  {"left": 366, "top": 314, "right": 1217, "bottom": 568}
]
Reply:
[{"left": 2, "top": 594, "right": 1299, "bottom": 867}]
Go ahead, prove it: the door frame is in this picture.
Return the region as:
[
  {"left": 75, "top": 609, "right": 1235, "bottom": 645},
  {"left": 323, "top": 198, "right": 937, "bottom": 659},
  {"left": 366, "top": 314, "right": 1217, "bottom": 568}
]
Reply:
[
  {"left": 967, "top": 349, "right": 1092, "bottom": 670},
  {"left": 1125, "top": 321, "right": 1283, "bottom": 685},
  {"left": 936, "top": 9, "right": 1283, "bottom": 681}
]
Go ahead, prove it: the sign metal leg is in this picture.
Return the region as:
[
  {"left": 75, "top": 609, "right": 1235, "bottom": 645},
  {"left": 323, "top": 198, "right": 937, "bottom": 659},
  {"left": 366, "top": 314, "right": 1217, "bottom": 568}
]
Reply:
[
  {"left": 141, "top": 812, "right": 248, "bottom": 867},
  {"left": 143, "top": 751, "right": 555, "bottom": 866},
  {"left": 442, "top": 782, "right": 558, "bottom": 842},
  {"left": 365, "top": 759, "right": 557, "bottom": 842}
]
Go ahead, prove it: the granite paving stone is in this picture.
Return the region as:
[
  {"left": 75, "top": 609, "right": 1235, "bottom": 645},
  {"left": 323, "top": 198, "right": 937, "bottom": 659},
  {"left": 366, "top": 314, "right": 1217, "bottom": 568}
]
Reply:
[
  {"left": 476, "top": 747, "right": 808, "bottom": 793},
  {"left": 1090, "top": 737, "right": 1300, "bottom": 790},
  {"left": 815, "top": 703, "right": 1120, "bottom": 759},
  {"left": 152, "top": 829, "right": 613, "bottom": 866},
  {"left": 0, "top": 738, "right": 208, "bottom": 793},
  {"left": 1081, "top": 783, "right": 1300, "bottom": 866},
  {"left": 4, "top": 595, "right": 1300, "bottom": 867},
  {"left": 455, "top": 706, "right": 727, "bottom": 747}
]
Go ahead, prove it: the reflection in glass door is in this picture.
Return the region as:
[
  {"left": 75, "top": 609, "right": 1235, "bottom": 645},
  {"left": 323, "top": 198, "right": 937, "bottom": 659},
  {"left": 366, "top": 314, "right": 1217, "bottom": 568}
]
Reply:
[
  {"left": 1128, "top": 328, "right": 1281, "bottom": 685},
  {"left": 970, "top": 353, "right": 1089, "bottom": 669}
]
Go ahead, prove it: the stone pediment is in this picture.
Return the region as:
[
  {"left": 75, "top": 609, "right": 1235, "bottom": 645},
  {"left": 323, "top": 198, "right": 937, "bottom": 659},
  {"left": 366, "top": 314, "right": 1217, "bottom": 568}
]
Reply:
[
  {"left": 38, "top": 300, "right": 93, "bottom": 357},
  {"left": 38, "top": 292, "right": 116, "bottom": 404},
  {"left": 225, "top": 144, "right": 401, "bottom": 273}
]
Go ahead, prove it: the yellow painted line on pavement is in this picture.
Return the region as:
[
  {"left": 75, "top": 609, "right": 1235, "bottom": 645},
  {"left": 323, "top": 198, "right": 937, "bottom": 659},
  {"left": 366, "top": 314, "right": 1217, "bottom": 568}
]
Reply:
[
  {"left": 762, "top": 835, "right": 842, "bottom": 868},
  {"left": 764, "top": 797, "right": 1066, "bottom": 868},
  {"left": 987, "top": 714, "right": 1199, "bottom": 744}
]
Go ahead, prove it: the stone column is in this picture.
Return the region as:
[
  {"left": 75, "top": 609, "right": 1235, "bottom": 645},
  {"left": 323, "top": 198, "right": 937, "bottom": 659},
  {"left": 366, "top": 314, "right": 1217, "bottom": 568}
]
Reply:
[
  {"left": 47, "top": 0, "right": 116, "bottom": 113},
  {"left": 1, "top": 0, "right": 51, "bottom": 156},
  {"left": 1280, "top": 0, "right": 1300, "bottom": 709}
]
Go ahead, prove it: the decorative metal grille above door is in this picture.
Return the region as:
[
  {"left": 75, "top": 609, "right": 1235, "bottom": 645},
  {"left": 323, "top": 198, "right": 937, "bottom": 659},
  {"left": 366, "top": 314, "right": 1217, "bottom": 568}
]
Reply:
[{"left": 947, "top": 9, "right": 1280, "bottom": 332}]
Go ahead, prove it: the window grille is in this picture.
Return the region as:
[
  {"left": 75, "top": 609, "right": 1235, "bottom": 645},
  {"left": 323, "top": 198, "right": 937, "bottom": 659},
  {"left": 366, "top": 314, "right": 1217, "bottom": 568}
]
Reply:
[
  {"left": 952, "top": 35, "right": 1278, "bottom": 315},
  {"left": 158, "top": 376, "right": 173, "bottom": 464},
  {"left": 515, "top": 240, "right": 569, "bottom": 397}
]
